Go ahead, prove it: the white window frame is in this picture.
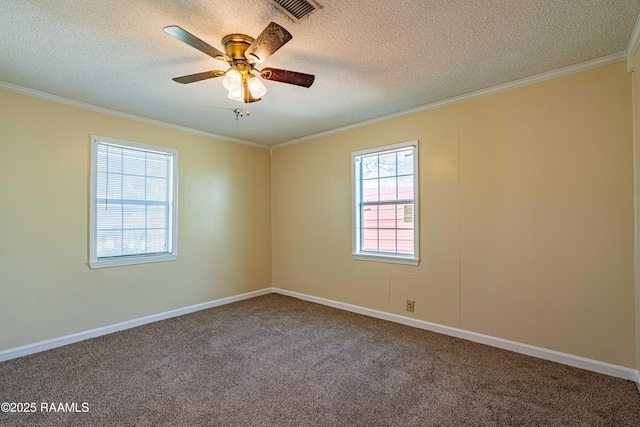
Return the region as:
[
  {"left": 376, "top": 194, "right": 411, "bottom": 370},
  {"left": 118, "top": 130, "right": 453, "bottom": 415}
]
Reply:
[
  {"left": 89, "top": 135, "right": 178, "bottom": 269},
  {"left": 352, "top": 140, "right": 419, "bottom": 265}
]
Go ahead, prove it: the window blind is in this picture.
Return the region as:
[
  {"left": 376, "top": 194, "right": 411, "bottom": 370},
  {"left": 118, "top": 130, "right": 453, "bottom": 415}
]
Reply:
[{"left": 95, "top": 142, "right": 174, "bottom": 259}]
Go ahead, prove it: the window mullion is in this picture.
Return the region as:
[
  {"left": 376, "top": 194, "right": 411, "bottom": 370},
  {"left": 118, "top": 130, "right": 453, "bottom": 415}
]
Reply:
[
  {"left": 166, "top": 156, "right": 171, "bottom": 251},
  {"left": 144, "top": 151, "right": 148, "bottom": 255},
  {"left": 361, "top": 200, "right": 413, "bottom": 206},
  {"left": 120, "top": 149, "right": 124, "bottom": 256},
  {"left": 376, "top": 155, "right": 380, "bottom": 252},
  {"left": 359, "top": 158, "right": 364, "bottom": 252},
  {"left": 395, "top": 150, "right": 398, "bottom": 254}
]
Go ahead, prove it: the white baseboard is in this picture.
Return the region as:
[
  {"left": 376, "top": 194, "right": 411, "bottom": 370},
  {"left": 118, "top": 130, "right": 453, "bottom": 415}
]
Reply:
[
  {"left": 272, "top": 287, "right": 640, "bottom": 387},
  {"left": 0, "top": 288, "right": 271, "bottom": 363},
  {"left": 2, "top": 285, "right": 639, "bottom": 394}
]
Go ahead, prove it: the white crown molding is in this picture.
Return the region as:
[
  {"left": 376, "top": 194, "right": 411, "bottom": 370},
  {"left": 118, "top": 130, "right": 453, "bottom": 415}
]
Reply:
[
  {"left": 0, "top": 288, "right": 272, "bottom": 362},
  {"left": 272, "top": 52, "right": 627, "bottom": 150},
  {"left": 627, "top": 11, "right": 640, "bottom": 72},
  {"left": 1, "top": 52, "right": 627, "bottom": 151},
  {"left": 0, "top": 82, "right": 270, "bottom": 150},
  {"left": 272, "top": 288, "right": 640, "bottom": 387}
]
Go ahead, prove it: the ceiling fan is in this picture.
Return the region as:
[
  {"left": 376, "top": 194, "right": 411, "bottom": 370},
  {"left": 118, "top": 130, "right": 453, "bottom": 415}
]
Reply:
[{"left": 163, "top": 22, "right": 314, "bottom": 103}]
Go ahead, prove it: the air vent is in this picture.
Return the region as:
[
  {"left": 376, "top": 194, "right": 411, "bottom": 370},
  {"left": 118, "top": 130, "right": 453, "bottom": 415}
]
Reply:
[{"left": 268, "top": 0, "right": 320, "bottom": 21}]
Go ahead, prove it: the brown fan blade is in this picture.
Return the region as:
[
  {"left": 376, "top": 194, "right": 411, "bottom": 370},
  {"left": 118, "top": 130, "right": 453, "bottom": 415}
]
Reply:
[
  {"left": 163, "top": 26, "right": 227, "bottom": 61},
  {"left": 260, "top": 68, "right": 315, "bottom": 88},
  {"left": 172, "top": 70, "right": 225, "bottom": 84},
  {"left": 245, "top": 22, "right": 292, "bottom": 63}
]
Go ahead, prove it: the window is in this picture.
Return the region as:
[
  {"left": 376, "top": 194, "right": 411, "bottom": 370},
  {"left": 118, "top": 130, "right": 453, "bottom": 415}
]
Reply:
[
  {"left": 352, "top": 140, "right": 419, "bottom": 265},
  {"left": 89, "top": 135, "right": 178, "bottom": 269}
]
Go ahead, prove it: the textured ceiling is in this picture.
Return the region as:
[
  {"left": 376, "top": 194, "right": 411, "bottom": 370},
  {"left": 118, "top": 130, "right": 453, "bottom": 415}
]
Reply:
[{"left": 1, "top": 0, "right": 639, "bottom": 146}]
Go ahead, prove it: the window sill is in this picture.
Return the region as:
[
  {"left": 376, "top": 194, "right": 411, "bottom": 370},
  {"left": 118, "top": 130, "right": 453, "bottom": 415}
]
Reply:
[
  {"left": 88, "top": 253, "right": 178, "bottom": 269},
  {"left": 352, "top": 253, "right": 419, "bottom": 266}
]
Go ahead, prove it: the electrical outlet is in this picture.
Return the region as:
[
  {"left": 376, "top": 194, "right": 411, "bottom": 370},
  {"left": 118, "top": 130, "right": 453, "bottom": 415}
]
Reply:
[{"left": 406, "top": 299, "right": 415, "bottom": 313}]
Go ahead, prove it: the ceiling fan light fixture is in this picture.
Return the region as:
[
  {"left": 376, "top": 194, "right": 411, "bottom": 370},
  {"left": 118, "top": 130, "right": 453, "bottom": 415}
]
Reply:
[
  {"left": 222, "top": 68, "right": 242, "bottom": 92},
  {"left": 228, "top": 87, "right": 243, "bottom": 101},
  {"left": 165, "top": 23, "right": 314, "bottom": 103},
  {"left": 247, "top": 75, "right": 267, "bottom": 98}
]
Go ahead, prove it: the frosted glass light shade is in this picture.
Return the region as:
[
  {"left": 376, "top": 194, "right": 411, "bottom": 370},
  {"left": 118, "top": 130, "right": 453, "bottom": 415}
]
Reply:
[
  {"left": 227, "top": 87, "right": 243, "bottom": 101},
  {"left": 247, "top": 76, "right": 267, "bottom": 98},
  {"left": 222, "top": 69, "right": 242, "bottom": 92}
]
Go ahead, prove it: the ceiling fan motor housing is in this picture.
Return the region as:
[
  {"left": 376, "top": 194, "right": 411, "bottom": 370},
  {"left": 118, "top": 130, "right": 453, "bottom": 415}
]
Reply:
[{"left": 221, "top": 34, "right": 255, "bottom": 61}]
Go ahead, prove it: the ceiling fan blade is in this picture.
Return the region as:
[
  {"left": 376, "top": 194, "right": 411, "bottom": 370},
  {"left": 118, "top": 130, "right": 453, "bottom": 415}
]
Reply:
[
  {"left": 245, "top": 22, "right": 292, "bottom": 63},
  {"left": 172, "top": 70, "right": 225, "bottom": 84},
  {"left": 163, "top": 25, "right": 227, "bottom": 60},
  {"left": 260, "top": 68, "right": 315, "bottom": 88}
]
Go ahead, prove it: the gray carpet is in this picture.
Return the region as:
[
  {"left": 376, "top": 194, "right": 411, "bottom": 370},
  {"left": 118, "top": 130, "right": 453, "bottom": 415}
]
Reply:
[{"left": 1, "top": 293, "right": 639, "bottom": 426}]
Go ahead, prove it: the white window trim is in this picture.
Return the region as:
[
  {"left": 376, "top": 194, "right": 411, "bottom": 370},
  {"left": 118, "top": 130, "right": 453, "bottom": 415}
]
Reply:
[
  {"left": 89, "top": 135, "right": 179, "bottom": 269},
  {"left": 352, "top": 140, "right": 419, "bottom": 265}
]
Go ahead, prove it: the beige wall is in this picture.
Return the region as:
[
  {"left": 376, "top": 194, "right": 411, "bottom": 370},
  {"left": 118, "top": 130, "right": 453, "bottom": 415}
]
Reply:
[
  {"left": 633, "top": 49, "right": 640, "bottom": 372},
  {"left": 0, "top": 89, "right": 271, "bottom": 352},
  {"left": 272, "top": 61, "right": 635, "bottom": 367},
  {"left": 1, "top": 60, "right": 636, "bottom": 369}
]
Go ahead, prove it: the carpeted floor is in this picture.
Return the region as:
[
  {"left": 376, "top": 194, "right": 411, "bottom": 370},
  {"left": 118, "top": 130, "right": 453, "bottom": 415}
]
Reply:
[{"left": 1, "top": 293, "right": 639, "bottom": 426}]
